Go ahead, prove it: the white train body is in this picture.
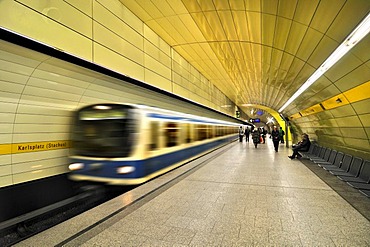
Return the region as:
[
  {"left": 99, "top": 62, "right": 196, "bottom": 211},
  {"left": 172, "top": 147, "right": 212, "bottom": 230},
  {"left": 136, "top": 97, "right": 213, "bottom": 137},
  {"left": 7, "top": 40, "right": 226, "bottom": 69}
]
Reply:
[{"left": 68, "top": 104, "right": 239, "bottom": 185}]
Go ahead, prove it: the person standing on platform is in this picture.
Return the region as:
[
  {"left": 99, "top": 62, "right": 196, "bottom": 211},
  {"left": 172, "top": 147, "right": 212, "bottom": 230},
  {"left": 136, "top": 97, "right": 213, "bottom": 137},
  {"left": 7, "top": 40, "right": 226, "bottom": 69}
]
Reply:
[
  {"left": 245, "top": 127, "right": 250, "bottom": 142},
  {"left": 271, "top": 126, "right": 280, "bottom": 152},
  {"left": 238, "top": 126, "right": 244, "bottom": 142},
  {"left": 252, "top": 129, "right": 260, "bottom": 148},
  {"left": 279, "top": 127, "right": 285, "bottom": 144},
  {"left": 260, "top": 127, "right": 267, "bottom": 144}
]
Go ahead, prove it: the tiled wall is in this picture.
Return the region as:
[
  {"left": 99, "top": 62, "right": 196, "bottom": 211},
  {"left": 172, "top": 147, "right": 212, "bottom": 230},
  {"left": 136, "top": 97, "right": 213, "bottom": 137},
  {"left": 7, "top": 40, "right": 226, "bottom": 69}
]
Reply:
[
  {"left": 0, "top": 40, "right": 239, "bottom": 188},
  {"left": 0, "top": 0, "right": 233, "bottom": 112},
  {"left": 0, "top": 0, "right": 237, "bottom": 187}
]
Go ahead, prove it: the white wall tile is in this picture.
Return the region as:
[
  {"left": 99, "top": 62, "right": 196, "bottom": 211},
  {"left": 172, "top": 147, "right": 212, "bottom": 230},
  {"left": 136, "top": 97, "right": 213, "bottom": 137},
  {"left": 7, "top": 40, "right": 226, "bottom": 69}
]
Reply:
[
  {"left": 0, "top": 175, "right": 12, "bottom": 187},
  {"left": 0, "top": 165, "right": 12, "bottom": 176},
  {"left": 12, "top": 166, "right": 69, "bottom": 184}
]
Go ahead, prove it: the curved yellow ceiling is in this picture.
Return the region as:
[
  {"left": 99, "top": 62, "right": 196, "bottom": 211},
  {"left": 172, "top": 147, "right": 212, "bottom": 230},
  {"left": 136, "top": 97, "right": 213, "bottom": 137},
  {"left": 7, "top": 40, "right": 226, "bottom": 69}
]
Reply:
[{"left": 121, "top": 0, "right": 370, "bottom": 116}]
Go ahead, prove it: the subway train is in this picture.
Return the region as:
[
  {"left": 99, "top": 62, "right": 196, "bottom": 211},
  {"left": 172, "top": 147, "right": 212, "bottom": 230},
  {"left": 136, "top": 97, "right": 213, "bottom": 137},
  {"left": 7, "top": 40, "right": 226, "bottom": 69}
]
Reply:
[{"left": 68, "top": 103, "right": 240, "bottom": 185}]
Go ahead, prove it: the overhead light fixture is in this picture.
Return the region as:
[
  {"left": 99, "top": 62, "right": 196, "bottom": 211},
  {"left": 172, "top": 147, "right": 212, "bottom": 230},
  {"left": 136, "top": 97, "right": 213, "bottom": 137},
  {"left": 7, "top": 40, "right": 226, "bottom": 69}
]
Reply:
[
  {"left": 278, "top": 13, "right": 370, "bottom": 113},
  {"left": 266, "top": 117, "right": 275, "bottom": 124}
]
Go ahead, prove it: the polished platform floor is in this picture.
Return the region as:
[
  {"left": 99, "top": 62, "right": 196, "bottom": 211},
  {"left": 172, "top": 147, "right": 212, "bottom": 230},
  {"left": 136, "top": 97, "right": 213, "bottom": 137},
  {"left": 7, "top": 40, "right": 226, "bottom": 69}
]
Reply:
[{"left": 16, "top": 140, "right": 370, "bottom": 246}]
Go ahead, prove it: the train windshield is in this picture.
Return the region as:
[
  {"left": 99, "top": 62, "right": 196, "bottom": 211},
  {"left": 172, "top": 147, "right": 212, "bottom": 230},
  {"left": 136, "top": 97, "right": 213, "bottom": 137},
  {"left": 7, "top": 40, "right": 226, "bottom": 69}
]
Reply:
[{"left": 71, "top": 105, "right": 136, "bottom": 158}]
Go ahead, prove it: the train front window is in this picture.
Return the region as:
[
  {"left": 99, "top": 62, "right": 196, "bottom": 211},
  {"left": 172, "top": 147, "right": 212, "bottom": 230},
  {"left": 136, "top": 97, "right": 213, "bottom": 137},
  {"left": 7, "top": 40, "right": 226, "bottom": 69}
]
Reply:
[{"left": 71, "top": 105, "right": 136, "bottom": 157}]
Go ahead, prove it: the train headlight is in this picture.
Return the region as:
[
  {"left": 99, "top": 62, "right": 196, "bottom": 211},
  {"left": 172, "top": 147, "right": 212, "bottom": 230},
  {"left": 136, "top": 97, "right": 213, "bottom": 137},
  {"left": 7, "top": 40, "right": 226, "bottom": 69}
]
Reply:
[
  {"left": 117, "top": 166, "right": 135, "bottom": 174},
  {"left": 69, "top": 163, "right": 84, "bottom": 171}
]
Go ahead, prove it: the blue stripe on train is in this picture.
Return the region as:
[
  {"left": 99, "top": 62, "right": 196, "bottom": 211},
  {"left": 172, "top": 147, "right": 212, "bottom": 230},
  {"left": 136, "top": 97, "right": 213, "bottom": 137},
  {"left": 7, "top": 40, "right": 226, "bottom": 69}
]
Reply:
[{"left": 70, "top": 136, "right": 236, "bottom": 180}]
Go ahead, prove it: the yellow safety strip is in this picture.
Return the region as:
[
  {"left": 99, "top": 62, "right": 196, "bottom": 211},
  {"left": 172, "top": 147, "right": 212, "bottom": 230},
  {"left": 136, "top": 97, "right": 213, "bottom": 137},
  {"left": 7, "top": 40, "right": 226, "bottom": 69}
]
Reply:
[
  {"left": 289, "top": 81, "right": 370, "bottom": 120},
  {"left": 0, "top": 140, "right": 70, "bottom": 155}
]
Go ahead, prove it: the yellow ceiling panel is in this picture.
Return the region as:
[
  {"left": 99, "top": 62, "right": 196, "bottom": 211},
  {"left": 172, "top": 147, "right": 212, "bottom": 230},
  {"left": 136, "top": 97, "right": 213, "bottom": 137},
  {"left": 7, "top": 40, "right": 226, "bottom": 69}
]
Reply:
[
  {"left": 190, "top": 12, "right": 216, "bottom": 40},
  {"left": 203, "top": 11, "right": 226, "bottom": 41},
  {"left": 167, "top": 16, "right": 196, "bottom": 42},
  {"left": 261, "top": 13, "right": 276, "bottom": 47},
  {"left": 198, "top": 0, "right": 216, "bottom": 12},
  {"left": 307, "top": 36, "right": 338, "bottom": 68},
  {"left": 213, "top": 0, "right": 230, "bottom": 10},
  {"left": 153, "top": 18, "right": 184, "bottom": 44},
  {"left": 310, "top": 0, "right": 345, "bottom": 34},
  {"left": 245, "top": 0, "right": 261, "bottom": 12},
  {"left": 274, "top": 16, "right": 291, "bottom": 50},
  {"left": 135, "top": 0, "right": 163, "bottom": 19},
  {"left": 166, "top": 0, "right": 188, "bottom": 14},
  {"left": 232, "top": 11, "right": 250, "bottom": 41},
  {"left": 218, "top": 10, "right": 238, "bottom": 40},
  {"left": 119, "top": 1, "right": 152, "bottom": 22},
  {"left": 285, "top": 21, "right": 307, "bottom": 55},
  {"left": 246, "top": 11, "right": 261, "bottom": 44},
  {"left": 296, "top": 28, "right": 323, "bottom": 61},
  {"left": 229, "top": 0, "right": 245, "bottom": 10},
  {"left": 277, "top": 0, "right": 297, "bottom": 19},
  {"left": 262, "top": 0, "right": 278, "bottom": 15},
  {"left": 178, "top": 14, "right": 206, "bottom": 42},
  {"left": 122, "top": 0, "right": 369, "bottom": 114},
  {"left": 294, "top": 0, "right": 319, "bottom": 25},
  {"left": 327, "top": 0, "right": 370, "bottom": 43},
  {"left": 150, "top": 0, "right": 175, "bottom": 16}
]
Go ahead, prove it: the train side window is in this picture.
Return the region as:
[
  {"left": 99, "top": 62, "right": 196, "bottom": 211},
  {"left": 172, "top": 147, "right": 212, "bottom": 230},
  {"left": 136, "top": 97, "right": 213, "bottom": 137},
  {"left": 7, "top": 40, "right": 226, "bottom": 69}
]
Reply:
[
  {"left": 216, "top": 126, "right": 222, "bottom": 137},
  {"left": 208, "top": 125, "right": 214, "bottom": 138},
  {"left": 165, "top": 122, "right": 178, "bottom": 147},
  {"left": 185, "top": 123, "right": 191, "bottom": 143},
  {"left": 197, "top": 125, "right": 207, "bottom": 140},
  {"left": 150, "top": 121, "right": 159, "bottom": 150}
]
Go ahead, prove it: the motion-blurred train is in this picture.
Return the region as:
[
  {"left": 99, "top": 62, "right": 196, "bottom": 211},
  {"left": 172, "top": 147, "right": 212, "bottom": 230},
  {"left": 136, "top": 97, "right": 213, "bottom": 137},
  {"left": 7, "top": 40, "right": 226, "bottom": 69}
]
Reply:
[{"left": 68, "top": 103, "right": 240, "bottom": 185}]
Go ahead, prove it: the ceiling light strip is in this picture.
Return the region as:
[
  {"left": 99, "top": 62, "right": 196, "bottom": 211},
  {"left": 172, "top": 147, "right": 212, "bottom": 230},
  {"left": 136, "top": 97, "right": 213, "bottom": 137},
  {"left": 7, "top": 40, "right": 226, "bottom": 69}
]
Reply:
[{"left": 278, "top": 12, "right": 370, "bottom": 113}]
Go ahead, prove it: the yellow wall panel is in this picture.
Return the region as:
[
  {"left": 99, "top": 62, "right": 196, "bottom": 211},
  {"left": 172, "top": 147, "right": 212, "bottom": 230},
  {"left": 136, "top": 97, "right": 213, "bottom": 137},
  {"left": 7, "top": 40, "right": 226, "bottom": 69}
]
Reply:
[
  {"left": 93, "top": 3, "right": 143, "bottom": 50},
  {"left": 0, "top": 144, "right": 11, "bottom": 155},
  {"left": 172, "top": 83, "right": 190, "bottom": 99},
  {"left": 18, "top": 0, "right": 92, "bottom": 37},
  {"left": 97, "top": 0, "right": 144, "bottom": 35},
  {"left": 144, "top": 55, "right": 171, "bottom": 80},
  {"left": 336, "top": 116, "right": 363, "bottom": 128},
  {"left": 65, "top": 0, "right": 93, "bottom": 16},
  {"left": 344, "top": 138, "right": 370, "bottom": 150},
  {"left": 144, "top": 69, "right": 172, "bottom": 92},
  {"left": 93, "top": 23, "right": 144, "bottom": 66},
  {"left": 94, "top": 44, "right": 145, "bottom": 81},
  {"left": 0, "top": 0, "right": 92, "bottom": 61},
  {"left": 340, "top": 127, "right": 367, "bottom": 139},
  {"left": 300, "top": 104, "right": 324, "bottom": 116},
  {"left": 359, "top": 113, "right": 370, "bottom": 127},
  {"left": 343, "top": 81, "right": 370, "bottom": 103}
]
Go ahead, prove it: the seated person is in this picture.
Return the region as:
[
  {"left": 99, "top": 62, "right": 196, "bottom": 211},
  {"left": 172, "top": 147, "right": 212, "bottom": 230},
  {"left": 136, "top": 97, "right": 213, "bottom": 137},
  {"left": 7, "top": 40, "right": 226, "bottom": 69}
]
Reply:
[{"left": 289, "top": 133, "right": 311, "bottom": 159}]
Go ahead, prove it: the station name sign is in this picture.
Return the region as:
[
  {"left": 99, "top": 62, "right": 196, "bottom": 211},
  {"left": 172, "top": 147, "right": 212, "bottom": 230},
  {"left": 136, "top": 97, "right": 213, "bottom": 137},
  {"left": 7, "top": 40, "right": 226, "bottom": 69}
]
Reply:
[{"left": 12, "top": 141, "right": 70, "bottom": 154}]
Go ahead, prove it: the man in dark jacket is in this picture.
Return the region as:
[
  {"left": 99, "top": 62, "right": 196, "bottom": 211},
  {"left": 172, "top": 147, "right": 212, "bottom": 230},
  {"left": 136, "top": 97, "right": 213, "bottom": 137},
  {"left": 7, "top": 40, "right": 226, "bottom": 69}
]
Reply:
[
  {"left": 288, "top": 133, "right": 311, "bottom": 159},
  {"left": 271, "top": 126, "right": 280, "bottom": 152}
]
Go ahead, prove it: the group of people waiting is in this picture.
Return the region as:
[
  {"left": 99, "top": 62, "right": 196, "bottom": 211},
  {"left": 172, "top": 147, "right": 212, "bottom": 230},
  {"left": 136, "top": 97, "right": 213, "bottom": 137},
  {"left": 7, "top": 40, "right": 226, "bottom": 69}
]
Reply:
[
  {"left": 239, "top": 126, "right": 285, "bottom": 149},
  {"left": 238, "top": 125, "right": 311, "bottom": 158}
]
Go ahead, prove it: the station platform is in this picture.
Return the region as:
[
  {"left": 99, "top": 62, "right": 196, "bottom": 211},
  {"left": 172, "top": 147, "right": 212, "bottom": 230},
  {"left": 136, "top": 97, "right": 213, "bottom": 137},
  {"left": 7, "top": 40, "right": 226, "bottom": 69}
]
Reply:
[{"left": 16, "top": 140, "right": 370, "bottom": 246}]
